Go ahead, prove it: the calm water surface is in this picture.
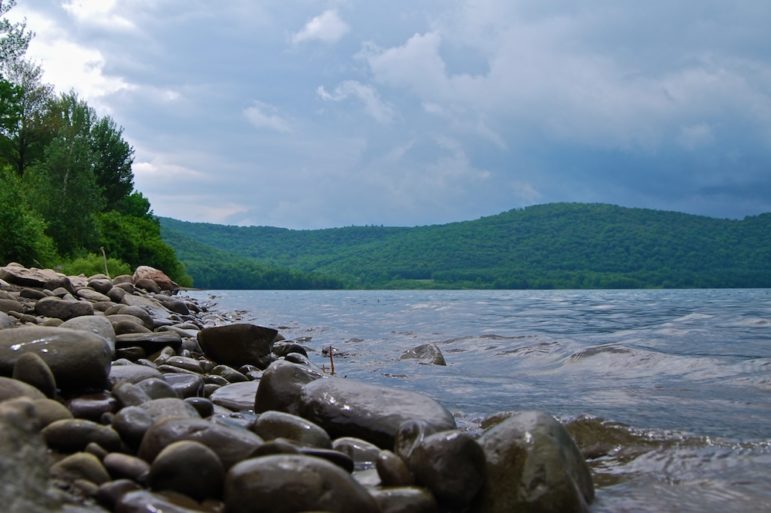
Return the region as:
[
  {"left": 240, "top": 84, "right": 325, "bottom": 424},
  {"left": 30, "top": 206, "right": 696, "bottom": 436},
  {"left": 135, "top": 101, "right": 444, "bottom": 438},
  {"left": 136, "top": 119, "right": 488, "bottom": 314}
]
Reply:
[{"left": 186, "top": 289, "right": 771, "bottom": 512}]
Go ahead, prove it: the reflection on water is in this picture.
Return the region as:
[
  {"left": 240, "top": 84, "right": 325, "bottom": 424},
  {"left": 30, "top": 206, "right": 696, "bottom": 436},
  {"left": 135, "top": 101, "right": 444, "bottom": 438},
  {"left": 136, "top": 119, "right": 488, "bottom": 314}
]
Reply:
[{"left": 187, "top": 288, "right": 771, "bottom": 512}]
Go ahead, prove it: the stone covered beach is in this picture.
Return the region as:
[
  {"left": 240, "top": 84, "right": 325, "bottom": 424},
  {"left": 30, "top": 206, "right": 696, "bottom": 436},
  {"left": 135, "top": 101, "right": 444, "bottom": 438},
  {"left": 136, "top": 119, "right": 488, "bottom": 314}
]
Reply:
[{"left": 0, "top": 263, "right": 594, "bottom": 513}]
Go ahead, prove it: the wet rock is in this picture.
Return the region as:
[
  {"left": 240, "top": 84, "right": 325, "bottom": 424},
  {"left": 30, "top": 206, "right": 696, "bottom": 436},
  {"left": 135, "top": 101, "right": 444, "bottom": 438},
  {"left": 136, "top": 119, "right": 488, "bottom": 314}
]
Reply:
[
  {"left": 115, "top": 489, "right": 209, "bottom": 513},
  {"left": 197, "top": 323, "right": 277, "bottom": 369},
  {"left": 111, "top": 407, "right": 153, "bottom": 447},
  {"left": 113, "top": 320, "right": 152, "bottom": 335},
  {"left": 109, "top": 307, "right": 155, "bottom": 329},
  {"left": 35, "top": 296, "right": 94, "bottom": 320},
  {"left": 406, "top": 430, "right": 485, "bottom": 511},
  {"left": 96, "top": 479, "right": 142, "bottom": 510},
  {"left": 225, "top": 454, "right": 378, "bottom": 513},
  {"left": 20, "top": 287, "right": 48, "bottom": 300},
  {"left": 107, "top": 286, "right": 127, "bottom": 303},
  {"left": 333, "top": 436, "right": 381, "bottom": 470},
  {"left": 472, "top": 411, "right": 594, "bottom": 513},
  {"left": 112, "top": 382, "right": 152, "bottom": 407},
  {"left": 209, "top": 381, "right": 258, "bottom": 411},
  {"left": 272, "top": 341, "right": 309, "bottom": 358},
  {"left": 139, "top": 417, "right": 263, "bottom": 469},
  {"left": 184, "top": 397, "right": 214, "bottom": 417},
  {"left": 60, "top": 315, "right": 116, "bottom": 352},
  {"left": 377, "top": 450, "right": 414, "bottom": 486},
  {"left": 103, "top": 452, "right": 151, "bottom": 482},
  {"left": 163, "top": 372, "right": 204, "bottom": 398},
  {"left": 136, "top": 377, "right": 177, "bottom": 399},
  {"left": 67, "top": 392, "right": 119, "bottom": 421},
  {"left": 370, "top": 487, "right": 439, "bottom": 513},
  {"left": 109, "top": 363, "right": 163, "bottom": 386},
  {"left": 50, "top": 452, "right": 111, "bottom": 485},
  {"left": 12, "top": 352, "right": 57, "bottom": 398},
  {"left": 298, "top": 377, "right": 457, "bottom": 448},
  {"left": 0, "top": 327, "right": 112, "bottom": 392},
  {"left": 254, "top": 359, "right": 323, "bottom": 414},
  {"left": 149, "top": 440, "right": 224, "bottom": 501},
  {"left": 253, "top": 410, "right": 332, "bottom": 449},
  {"left": 43, "top": 419, "right": 122, "bottom": 453},
  {"left": 153, "top": 295, "right": 190, "bottom": 315},
  {"left": 116, "top": 332, "right": 183, "bottom": 353},
  {"left": 298, "top": 446, "right": 355, "bottom": 472},
  {"left": 400, "top": 343, "right": 447, "bottom": 366},
  {"left": 210, "top": 364, "right": 248, "bottom": 383},
  {"left": 164, "top": 355, "right": 204, "bottom": 373}
]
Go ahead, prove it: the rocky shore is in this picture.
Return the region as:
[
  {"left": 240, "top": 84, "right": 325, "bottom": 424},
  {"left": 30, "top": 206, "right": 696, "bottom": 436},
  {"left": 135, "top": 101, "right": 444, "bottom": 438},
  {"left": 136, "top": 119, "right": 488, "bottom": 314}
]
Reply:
[{"left": 0, "top": 262, "right": 594, "bottom": 513}]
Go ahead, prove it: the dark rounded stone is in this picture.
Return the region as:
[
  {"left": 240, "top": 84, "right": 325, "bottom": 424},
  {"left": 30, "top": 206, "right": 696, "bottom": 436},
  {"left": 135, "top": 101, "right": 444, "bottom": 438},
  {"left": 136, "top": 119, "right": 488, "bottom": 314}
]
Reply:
[
  {"left": 473, "top": 411, "right": 594, "bottom": 513},
  {"left": 163, "top": 372, "right": 204, "bottom": 398},
  {"left": 149, "top": 440, "right": 224, "bottom": 501},
  {"left": 210, "top": 364, "right": 248, "bottom": 383},
  {"left": 88, "top": 279, "right": 114, "bottom": 294},
  {"left": 115, "top": 489, "right": 208, "bottom": 513},
  {"left": 333, "top": 437, "right": 382, "bottom": 470},
  {"left": 252, "top": 410, "right": 332, "bottom": 448},
  {"left": 184, "top": 397, "right": 214, "bottom": 418},
  {"left": 298, "top": 377, "right": 456, "bottom": 449},
  {"left": 139, "top": 417, "right": 263, "bottom": 469},
  {"left": 30, "top": 398, "right": 73, "bottom": 426},
  {"left": 197, "top": 323, "right": 277, "bottom": 369},
  {"left": 272, "top": 341, "right": 309, "bottom": 358},
  {"left": 109, "top": 363, "right": 163, "bottom": 386},
  {"left": 136, "top": 377, "right": 177, "bottom": 399},
  {"left": 111, "top": 406, "right": 153, "bottom": 447},
  {"left": 0, "top": 327, "right": 112, "bottom": 392},
  {"left": 68, "top": 392, "right": 119, "bottom": 421},
  {"left": 254, "top": 360, "right": 323, "bottom": 414},
  {"left": 407, "top": 430, "right": 485, "bottom": 511},
  {"left": 112, "top": 381, "right": 152, "bottom": 407},
  {"left": 12, "top": 352, "right": 57, "bottom": 398},
  {"left": 97, "top": 478, "right": 142, "bottom": 510},
  {"left": 104, "top": 453, "right": 151, "bottom": 482},
  {"left": 298, "top": 447, "right": 355, "bottom": 473},
  {"left": 251, "top": 438, "right": 302, "bottom": 458},
  {"left": 225, "top": 454, "right": 378, "bottom": 513},
  {"left": 377, "top": 450, "right": 414, "bottom": 486},
  {"left": 50, "top": 451, "right": 111, "bottom": 484},
  {"left": 59, "top": 315, "right": 117, "bottom": 352},
  {"left": 370, "top": 487, "right": 439, "bottom": 513},
  {"left": 43, "top": 418, "right": 122, "bottom": 452},
  {"left": 35, "top": 296, "right": 94, "bottom": 320}
]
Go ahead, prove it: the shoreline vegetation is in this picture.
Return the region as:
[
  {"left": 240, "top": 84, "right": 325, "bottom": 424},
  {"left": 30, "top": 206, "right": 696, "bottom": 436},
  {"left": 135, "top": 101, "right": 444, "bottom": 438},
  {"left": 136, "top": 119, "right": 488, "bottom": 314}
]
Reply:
[
  {"left": 1, "top": 262, "right": 596, "bottom": 513},
  {"left": 161, "top": 203, "right": 771, "bottom": 291}
]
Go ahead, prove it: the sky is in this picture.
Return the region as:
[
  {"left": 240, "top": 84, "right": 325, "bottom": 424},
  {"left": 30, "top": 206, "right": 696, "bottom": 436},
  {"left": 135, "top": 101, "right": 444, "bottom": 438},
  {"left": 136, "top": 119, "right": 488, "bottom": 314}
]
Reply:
[{"left": 8, "top": 0, "right": 771, "bottom": 228}]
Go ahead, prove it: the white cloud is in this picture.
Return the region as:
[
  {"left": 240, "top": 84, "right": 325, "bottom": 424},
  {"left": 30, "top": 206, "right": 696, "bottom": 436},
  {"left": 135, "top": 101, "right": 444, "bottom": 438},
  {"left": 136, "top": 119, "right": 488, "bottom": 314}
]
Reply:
[
  {"left": 62, "top": 0, "right": 135, "bottom": 31},
  {"left": 243, "top": 101, "right": 292, "bottom": 133},
  {"left": 292, "top": 9, "right": 349, "bottom": 45},
  {"left": 317, "top": 80, "right": 395, "bottom": 123}
]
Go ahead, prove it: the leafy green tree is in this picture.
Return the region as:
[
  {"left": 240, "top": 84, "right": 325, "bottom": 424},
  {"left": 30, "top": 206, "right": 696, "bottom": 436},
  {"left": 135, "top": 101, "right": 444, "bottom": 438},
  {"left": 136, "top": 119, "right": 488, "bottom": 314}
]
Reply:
[
  {"left": 0, "top": 61, "right": 54, "bottom": 175},
  {"left": 0, "top": 165, "right": 56, "bottom": 266},
  {"left": 0, "top": 0, "right": 31, "bottom": 67},
  {"left": 90, "top": 115, "right": 134, "bottom": 207},
  {"left": 25, "top": 92, "right": 102, "bottom": 255}
]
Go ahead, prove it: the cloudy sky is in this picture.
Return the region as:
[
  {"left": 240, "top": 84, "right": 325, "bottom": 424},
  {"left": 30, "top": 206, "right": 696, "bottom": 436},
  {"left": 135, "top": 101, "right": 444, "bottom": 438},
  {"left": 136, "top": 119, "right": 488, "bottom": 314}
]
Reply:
[{"left": 9, "top": 0, "right": 771, "bottom": 228}]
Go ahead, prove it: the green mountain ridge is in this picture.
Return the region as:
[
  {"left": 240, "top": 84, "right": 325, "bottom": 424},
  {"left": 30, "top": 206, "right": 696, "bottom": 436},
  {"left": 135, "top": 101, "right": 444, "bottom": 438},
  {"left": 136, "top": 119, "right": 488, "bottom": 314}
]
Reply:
[{"left": 160, "top": 203, "right": 771, "bottom": 289}]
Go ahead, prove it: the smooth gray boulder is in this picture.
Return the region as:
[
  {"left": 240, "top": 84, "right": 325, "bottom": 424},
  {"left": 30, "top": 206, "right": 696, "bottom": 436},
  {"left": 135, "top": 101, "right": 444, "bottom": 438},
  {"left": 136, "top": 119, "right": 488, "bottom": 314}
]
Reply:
[
  {"left": 225, "top": 454, "right": 378, "bottom": 513},
  {"left": 252, "top": 410, "right": 332, "bottom": 449},
  {"left": 148, "top": 441, "right": 224, "bottom": 501},
  {"left": 197, "top": 323, "right": 277, "bottom": 369},
  {"left": 298, "top": 377, "right": 457, "bottom": 449},
  {"left": 254, "top": 359, "right": 322, "bottom": 414},
  {"left": 0, "top": 264, "right": 71, "bottom": 291},
  {"left": 472, "top": 411, "right": 594, "bottom": 513},
  {"left": 60, "top": 315, "right": 116, "bottom": 353},
  {"left": 35, "top": 296, "right": 94, "bottom": 320},
  {"left": 0, "top": 327, "right": 112, "bottom": 391},
  {"left": 139, "top": 417, "right": 263, "bottom": 469},
  {"left": 210, "top": 381, "right": 259, "bottom": 411}
]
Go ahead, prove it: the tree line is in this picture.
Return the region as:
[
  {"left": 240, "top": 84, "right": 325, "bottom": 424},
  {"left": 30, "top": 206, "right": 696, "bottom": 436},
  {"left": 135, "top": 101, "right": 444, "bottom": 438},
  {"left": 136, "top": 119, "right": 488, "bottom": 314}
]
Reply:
[
  {"left": 0, "top": 1, "right": 189, "bottom": 284},
  {"left": 160, "top": 203, "right": 771, "bottom": 290}
]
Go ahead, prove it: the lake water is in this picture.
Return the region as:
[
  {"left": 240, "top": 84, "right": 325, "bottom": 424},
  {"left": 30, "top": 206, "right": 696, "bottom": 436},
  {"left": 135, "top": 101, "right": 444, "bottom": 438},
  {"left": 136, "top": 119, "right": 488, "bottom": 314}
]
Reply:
[{"left": 186, "top": 289, "right": 771, "bottom": 512}]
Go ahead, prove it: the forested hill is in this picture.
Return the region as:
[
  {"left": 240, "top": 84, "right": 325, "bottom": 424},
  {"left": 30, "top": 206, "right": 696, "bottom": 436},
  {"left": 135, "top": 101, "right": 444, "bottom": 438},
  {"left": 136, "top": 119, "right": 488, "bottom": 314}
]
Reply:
[{"left": 160, "top": 203, "right": 771, "bottom": 289}]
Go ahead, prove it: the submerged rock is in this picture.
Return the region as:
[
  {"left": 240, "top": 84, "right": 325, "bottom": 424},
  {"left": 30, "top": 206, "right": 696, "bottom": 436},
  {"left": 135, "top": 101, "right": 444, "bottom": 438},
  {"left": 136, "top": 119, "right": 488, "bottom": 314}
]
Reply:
[{"left": 400, "top": 343, "right": 447, "bottom": 366}]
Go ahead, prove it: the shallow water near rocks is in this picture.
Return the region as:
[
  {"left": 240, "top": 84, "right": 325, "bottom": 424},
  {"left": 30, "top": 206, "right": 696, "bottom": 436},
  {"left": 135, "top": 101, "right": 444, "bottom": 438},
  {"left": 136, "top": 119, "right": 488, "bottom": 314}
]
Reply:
[{"left": 187, "top": 289, "right": 771, "bottom": 512}]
